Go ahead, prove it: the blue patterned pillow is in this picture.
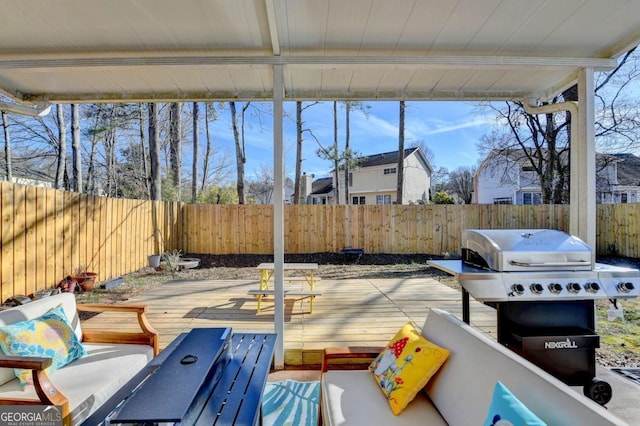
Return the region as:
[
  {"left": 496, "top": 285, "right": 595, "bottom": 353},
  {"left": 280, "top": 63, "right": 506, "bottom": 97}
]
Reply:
[
  {"left": 484, "top": 382, "right": 547, "bottom": 426},
  {"left": 0, "top": 306, "right": 86, "bottom": 387}
]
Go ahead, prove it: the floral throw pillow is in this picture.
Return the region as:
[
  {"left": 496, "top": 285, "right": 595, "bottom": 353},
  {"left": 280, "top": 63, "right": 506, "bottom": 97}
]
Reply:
[
  {"left": 369, "top": 321, "right": 450, "bottom": 415},
  {"left": 0, "top": 306, "right": 86, "bottom": 387}
]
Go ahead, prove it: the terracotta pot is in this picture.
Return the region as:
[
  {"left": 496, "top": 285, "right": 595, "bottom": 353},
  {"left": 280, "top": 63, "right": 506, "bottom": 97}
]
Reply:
[{"left": 73, "top": 272, "right": 98, "bottom": 291}]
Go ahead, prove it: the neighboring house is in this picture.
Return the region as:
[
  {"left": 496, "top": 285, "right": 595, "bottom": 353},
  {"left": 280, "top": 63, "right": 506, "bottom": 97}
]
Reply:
[
  {"left": 306, "top": 147, "right": 433, "bottom": 205},
  {"left": 251, "top": 178, "right": 295, "bottom": 204},
  {"left": 596, "top": 153, "right": 640, "bottom": 204},
  {"left": 307, "top": 177, "right": 334, "bottom": 205},
  {"left": 0, "top": 165, "right": 55, "bottom": 188},
  {"left": 474, "top": 150, "right": 640, "bottom": 204}
]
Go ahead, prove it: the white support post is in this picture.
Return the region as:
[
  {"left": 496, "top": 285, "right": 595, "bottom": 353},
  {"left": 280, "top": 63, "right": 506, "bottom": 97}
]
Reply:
[
  {"left": 575, "top": 67, "right": 596, "bottom": 253},
  {"left": 272, "top": 64, "right": 285, "bottom": 369}
]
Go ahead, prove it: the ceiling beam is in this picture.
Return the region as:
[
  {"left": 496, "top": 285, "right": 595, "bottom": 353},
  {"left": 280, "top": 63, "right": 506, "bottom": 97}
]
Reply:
[
  {"left": 19, "top": 87, "right": 551, "bottom": 104},
  {"left": 264, "top": 0, "right": 281, "bottom": 56},
  {"left": 0, "top": 54, "right": 617, "bottom": 71}
]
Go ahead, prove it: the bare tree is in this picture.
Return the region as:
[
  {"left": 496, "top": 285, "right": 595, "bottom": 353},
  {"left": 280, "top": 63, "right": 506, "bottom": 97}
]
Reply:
[
  {"left": 408, "top": 140, "right": 436, "bottom": 166},
  {"left": 230, "top": 101, "right": 246, "bottom": 204},
  {"left": 200, "top": 103, "right": 231, "bottom": 192},
  {"left": 294, "top": 101, "right": 303, "bottom": 205},
  {"left": 478, "top": 100, "right": 569, "bottom": 204},
  {"left": 138, "top": 104, "right": 150, "bottom": 198},
  {"left": 430, "top": 166, "right": 449, "bottom": 196},
  {"left": 332, "top": 101, "right": 340, "bottom": 204},
  {"left": 55, "top": 105, "right": 66, "bottom": 189},
  {"left": 343, "top": 101, "right": 369, "bottom": 204},
  {"left": 247, "top": 163, "right": 275, "bottom": 204},
  {"left": 71, "top": 104, "right": 82, "bottom": 192},
  {"left": 148, "top": 103, "right": 161, "bottom": 201},
  {"left": 1, "top": 111, "right": 11, "bottom": 181},
  {"left": 478, "top": 47, "right": 640, "bottom": 204},
  {"left": 292, "top": 101, "right": 320, "bottom": 204},
  {"left": 191, "top": 102, "right": 199, "bottom": 203},
  {"left": 169, "top": 102, "right": 182, "bottom": 200},
  {"left": 396, "top": 101, "right": 405, "bottom": 204},
  {"left": 447, "top": 166, "right": 475, "bottom": 204}
]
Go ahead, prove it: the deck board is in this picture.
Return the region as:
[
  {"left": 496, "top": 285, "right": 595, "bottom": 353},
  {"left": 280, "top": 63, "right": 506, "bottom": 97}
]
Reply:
[{"left": 81, "top": 277, "right": 496, "bottom": 364}]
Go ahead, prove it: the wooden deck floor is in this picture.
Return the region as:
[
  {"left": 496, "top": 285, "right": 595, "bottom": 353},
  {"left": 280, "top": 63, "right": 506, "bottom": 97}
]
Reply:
[{"left": 80, "top": 277, "right": 497, "bottom": 365}]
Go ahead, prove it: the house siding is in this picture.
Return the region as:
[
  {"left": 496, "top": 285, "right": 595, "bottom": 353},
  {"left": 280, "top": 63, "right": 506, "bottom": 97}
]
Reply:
[
  {"left": 475, "top": 155, "right": 520, "bottom": 204},
  {"left": 348, "top": 151, "right": 431, "bottom": 204},
  {"left": 476, "top": 151, "right": 640, "bottom": 205}
]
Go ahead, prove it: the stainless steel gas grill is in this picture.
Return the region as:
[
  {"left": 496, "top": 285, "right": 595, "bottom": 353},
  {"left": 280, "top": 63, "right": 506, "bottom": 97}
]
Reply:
[{"left": 428, "top": 229, "right": 640, "bottom": 405}]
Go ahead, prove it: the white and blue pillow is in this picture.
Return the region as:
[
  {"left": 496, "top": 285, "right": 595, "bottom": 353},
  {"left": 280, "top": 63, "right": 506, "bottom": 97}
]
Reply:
[
  {"left": 484, "top": 381, "right": 547, "bottom": 426},
  {"left": 0, "top": 305, "right": 86, "bottom": 387}
]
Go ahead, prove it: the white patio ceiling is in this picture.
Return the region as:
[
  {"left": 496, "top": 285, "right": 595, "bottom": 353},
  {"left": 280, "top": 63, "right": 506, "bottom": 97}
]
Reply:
[{"left": 1, "top": 0, "right": 640, "bottom": 104}]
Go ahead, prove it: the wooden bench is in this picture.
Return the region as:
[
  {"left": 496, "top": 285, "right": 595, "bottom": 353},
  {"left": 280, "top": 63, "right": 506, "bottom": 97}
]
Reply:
[
  {"left": 273, "top": 276, "right": 322, "bottom": 283},
  {"left": 247, "top": 289, "right": 323, "bottom": 313},
  {"left": 247, "top": 289, "right": 324, "bottom": 297}
]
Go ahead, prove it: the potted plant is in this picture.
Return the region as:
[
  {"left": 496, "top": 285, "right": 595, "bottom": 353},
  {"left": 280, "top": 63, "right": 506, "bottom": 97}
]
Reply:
[
  {"left": 148, "top": 228, "right": 165, "bottom": 268},
  {"left": 72, "top": 269, "right": 98, "bottom": 291}
]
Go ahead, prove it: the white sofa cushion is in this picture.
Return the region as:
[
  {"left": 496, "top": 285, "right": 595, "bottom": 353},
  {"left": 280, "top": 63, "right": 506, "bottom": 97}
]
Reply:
[
  {"left": 0, "top": 342, "right": 153, "bottom": 425},
  {"left": 321, "top": 370, "right": 447, "bottom": 426},
  {"left": 422, "top": 309, "right": 626, "bottom": 426}
]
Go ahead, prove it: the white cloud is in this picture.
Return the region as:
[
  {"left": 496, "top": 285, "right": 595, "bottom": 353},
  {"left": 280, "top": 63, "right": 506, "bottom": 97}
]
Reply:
[{"left": 409, "top": 115, "right": 494, "bottom": 137}]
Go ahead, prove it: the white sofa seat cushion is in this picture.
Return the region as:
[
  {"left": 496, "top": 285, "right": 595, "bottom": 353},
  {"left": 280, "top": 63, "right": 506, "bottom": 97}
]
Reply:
[
  {"left": 0, "top": 342, "right": 153, "bottom": 425},
  {"left": 321, "top": 370, "right": 447, "bottom": 426}
]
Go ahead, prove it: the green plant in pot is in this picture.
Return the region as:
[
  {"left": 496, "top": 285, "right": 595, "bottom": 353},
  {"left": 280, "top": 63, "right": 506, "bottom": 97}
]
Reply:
[{"left": 148, "top": 228, "right": 166, "bottom": 268}]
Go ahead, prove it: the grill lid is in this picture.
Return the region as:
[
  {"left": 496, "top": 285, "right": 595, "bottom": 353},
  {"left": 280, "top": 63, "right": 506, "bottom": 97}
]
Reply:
[{"left": 462, "top": 229, "right": 592, "bottom": 272}]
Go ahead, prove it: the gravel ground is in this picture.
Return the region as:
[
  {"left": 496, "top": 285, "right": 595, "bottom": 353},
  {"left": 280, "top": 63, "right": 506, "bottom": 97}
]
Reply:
[{"left": 75, "top": 253, "right": 640, "bottom": 368}]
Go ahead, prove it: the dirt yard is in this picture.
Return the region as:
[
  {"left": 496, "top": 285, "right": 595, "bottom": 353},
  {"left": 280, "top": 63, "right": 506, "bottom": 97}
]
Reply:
[{"left": 75, "top": 253, "right": 640, "bottom": 368}]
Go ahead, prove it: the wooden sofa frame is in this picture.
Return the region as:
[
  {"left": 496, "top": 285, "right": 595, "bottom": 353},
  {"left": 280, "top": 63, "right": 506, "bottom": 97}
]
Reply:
[{"left": 0, "top": 302, "right": 158, "bottom": 423}]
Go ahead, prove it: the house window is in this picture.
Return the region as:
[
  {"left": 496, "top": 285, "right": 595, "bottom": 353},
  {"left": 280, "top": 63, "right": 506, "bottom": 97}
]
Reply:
[
  {"left": 348, "top": 172, "right": 353, "bottom": 187},
  {"left": 522, "top": 192, "right": 542, "bottom": 205},
  {"left": 621, "top": 193, "right": 628, "bottom": 203},
  {"left": 493, "top": 197, "right": 512, "bottom": 204},
  {"left": 383, "top": 168, "right": 396, "bottom": 175},
  {"left": 376, "top": 195, "right": 392, "bottom": 205},
  {"left": 352, "top": 196, "right": 366, "bottom": 205}
]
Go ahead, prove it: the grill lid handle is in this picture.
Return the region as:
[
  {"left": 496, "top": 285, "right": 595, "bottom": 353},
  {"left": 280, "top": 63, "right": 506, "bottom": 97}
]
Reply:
[{"left": 509, "top": 260, "right": 592, "bottom": 268}]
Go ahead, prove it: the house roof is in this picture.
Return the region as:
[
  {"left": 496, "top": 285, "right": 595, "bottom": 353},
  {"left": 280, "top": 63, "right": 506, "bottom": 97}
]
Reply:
[
  {"left": 358, "top": 148, "right": 420, "bottom": 168},
  {"left": 1, "top": 1, "right": 639, "bottom": 105},
  {"left": 309, "top": 177, "right": 333, "bottom": 195},
  {"left": 611, "top": 153, "right": 640, "bottom": 186}
]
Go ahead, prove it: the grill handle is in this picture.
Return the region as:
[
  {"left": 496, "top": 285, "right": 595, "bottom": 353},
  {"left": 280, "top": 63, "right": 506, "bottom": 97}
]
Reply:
[{"left": 509, "top": 260, "right": 591, "bottom": 268}]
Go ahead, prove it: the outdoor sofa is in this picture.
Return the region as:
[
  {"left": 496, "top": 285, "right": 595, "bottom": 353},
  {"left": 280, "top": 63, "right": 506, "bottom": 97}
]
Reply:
[
  {"left": 321, "top": 308, "right": 626, "bottom": 425},
  {"left": 0, "top": 292, "right": 158, "bottom": 425}
]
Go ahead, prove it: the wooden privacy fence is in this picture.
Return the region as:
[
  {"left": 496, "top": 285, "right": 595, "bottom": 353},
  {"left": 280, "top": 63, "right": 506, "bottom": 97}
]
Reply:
[
  {"left": 0, "top": 182, "right": 179, "bottom": 302},
  {"left": 1, "top": 180, "right": 640, "bottom": 299},
  {"left": 180, "top": 203, "right": 572, "bottom": 255}
]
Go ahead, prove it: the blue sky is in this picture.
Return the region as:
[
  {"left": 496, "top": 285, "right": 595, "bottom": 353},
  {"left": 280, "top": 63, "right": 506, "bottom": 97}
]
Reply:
[{"left": 207, "top": 101, "right": 497, "bottom": 182}]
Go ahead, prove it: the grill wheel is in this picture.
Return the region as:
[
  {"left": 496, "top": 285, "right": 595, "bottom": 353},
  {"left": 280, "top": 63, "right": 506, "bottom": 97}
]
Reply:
[{"left": 584, "top": 378, "right": 613, "bottom": 405}]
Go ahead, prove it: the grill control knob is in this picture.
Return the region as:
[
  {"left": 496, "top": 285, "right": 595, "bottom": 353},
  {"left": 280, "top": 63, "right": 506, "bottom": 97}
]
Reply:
[
  {"left": 530, "top": 283, "right": 544, "bottom": 294},
  {"left": 567, "top": 282, "right": 581, "bottom": 294},
  {"left": 511, "top": 284, "right": 525, "bottom": 295},
  {"left": 548, "top": 283, "right": 563, "bottom": 294},
  {"left": 585, "top": 282, "right": 600, "bottom": 294},
  {"left": 617, "top": 282, "right": 635, "bottom": 293}
]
